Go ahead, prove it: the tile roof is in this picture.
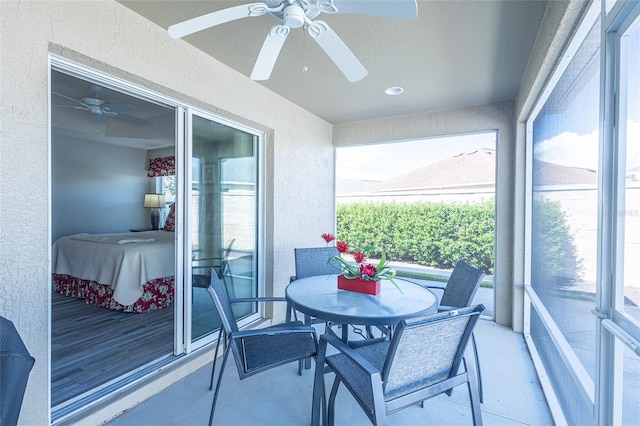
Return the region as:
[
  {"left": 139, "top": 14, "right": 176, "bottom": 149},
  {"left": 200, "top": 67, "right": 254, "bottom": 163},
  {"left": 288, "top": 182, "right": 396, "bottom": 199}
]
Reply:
[{"left": 350, "top": 148, "right": 598, "bottom": 195}]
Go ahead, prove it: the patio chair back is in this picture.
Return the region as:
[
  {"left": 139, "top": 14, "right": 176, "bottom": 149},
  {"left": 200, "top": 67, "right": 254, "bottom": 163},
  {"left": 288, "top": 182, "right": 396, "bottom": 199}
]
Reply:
[
  {"left": 383, "top": 306, "right": 482, "bottom": 401},
  {"left": 315, "top": 305, "right": 485, "bottom": 425},
  {"left": 440, "top": 260, "right": 484, "bottom": 308},
  {"left": 206, "top": 267, "right": 240, "bottom": 337},
  {"left": 292, "top": 247, "right": 341, "bottom": 331},
  {"left": 293, "top": 247, "right": 340, "bottom": 280}
]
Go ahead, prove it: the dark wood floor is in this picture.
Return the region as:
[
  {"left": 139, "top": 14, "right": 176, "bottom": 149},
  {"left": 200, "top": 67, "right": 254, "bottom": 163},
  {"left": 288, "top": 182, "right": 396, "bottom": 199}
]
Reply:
[{"left": 51, "top": 292, "right": 174, "bottom": 407}]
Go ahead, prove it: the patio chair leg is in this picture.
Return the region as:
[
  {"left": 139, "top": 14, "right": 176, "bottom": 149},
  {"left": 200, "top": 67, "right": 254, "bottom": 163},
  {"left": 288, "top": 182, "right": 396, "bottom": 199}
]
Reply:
[
  {"left": 464, "top": 346, "right": 483, "bottom": 426},
  {"left": 471, "top": 332, "right": 483, "bottom": 403},
  {"left": 327, "top": 377, "right": 342, "bottom": 426},
  {"left": 303, "top": 314, "right": 313, "bottom": 370},
  {"left": 209, "top": 343, "right": 232, "bottom": 426},
  {"left": 312, "top": 338, "right": 329, "bottom": 426},
  {"left": 209, "top": 328, "right": 224, "bottom": 390}
]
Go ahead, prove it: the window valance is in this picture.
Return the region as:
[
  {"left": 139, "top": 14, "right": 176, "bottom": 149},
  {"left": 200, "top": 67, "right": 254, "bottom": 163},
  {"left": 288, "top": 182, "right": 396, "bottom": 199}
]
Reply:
[{"left": 148, "top": 156, "right": 175, "bottom": 177}]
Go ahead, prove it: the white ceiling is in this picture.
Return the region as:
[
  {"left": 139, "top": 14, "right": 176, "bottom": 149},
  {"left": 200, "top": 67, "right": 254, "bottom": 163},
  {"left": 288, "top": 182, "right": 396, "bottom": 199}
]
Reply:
[
  {"left": 118, "top": 0, "right": 548, "bottom": 124},
  {"left": 51, "top": 69, "right": 176, "bottom": 149}
]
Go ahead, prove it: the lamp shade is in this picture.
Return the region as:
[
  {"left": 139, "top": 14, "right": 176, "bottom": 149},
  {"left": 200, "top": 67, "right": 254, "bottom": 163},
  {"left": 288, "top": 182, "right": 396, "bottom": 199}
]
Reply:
[{"left": 144, "top": 193, "right": 165, "bottom": 208}]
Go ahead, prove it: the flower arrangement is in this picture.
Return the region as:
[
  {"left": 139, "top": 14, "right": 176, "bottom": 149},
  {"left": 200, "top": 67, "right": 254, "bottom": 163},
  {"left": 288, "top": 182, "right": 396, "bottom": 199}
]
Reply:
[{"left": 322, "top": 233, "right": 402, "bottom": 293}]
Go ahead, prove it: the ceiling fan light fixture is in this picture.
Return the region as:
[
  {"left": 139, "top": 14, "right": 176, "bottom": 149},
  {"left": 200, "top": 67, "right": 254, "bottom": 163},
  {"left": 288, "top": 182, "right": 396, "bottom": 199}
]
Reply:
[
  {"left": 385, "top": 86, "right": 404, "bottom": 96},
  {"left": 283, "top": 4, "right": 305, "bottom": 28}
]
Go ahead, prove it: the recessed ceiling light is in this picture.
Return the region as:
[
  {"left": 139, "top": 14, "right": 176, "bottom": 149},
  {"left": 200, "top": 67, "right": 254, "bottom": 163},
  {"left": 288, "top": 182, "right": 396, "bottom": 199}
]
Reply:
[{"left": 385, "top": 86, "right": 404, "bottom": 96}]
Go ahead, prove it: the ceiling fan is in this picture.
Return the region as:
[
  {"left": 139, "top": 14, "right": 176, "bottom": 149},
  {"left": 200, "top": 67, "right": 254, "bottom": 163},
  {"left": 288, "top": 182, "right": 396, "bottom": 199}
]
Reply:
[
  {"left": 168, "top": 0, "right": 418, "bottom": 82},
  {"left": 52, "top": 84, "right": 151, "bottom": 126}
]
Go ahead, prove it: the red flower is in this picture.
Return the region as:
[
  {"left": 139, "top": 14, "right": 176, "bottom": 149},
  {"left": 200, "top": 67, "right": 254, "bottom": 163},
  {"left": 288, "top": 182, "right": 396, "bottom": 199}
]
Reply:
[
  {"left": 360, "top": 263, "right": 378, "bottom": 278},
  {"left": 336, "top": 241, "right": 349, "bottom": 253},
  {"left": 321, "top": 233, "right": 335, "bottom": 243},
  {"left": 353, "top": 251, "right": 366, "bottom": 263}
]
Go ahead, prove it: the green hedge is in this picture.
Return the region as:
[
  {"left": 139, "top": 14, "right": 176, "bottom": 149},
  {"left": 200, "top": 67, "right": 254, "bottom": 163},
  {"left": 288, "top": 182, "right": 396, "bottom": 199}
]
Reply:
[{"left": 336, "top": 201, "right": 495, "bottom": 274}]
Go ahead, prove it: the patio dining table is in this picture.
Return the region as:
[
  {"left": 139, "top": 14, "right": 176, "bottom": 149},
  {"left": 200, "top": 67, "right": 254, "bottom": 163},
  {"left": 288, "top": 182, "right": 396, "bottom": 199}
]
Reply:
[{"left": 285, "top": 274, "right": 438, "bottom": 343}]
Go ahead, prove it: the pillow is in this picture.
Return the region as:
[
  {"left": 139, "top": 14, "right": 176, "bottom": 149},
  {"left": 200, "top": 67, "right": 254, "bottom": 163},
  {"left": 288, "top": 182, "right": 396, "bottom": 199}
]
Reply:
[{"left": 162, "top": 203, "right": 176, "bottom": 232}]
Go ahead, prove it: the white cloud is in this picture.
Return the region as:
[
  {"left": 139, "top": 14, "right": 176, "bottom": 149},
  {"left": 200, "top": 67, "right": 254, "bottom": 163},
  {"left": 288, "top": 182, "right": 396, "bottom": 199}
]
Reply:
[
  {"left": 535, "top": 120, "right": 640, "bottom": 171},
  {"left": 535, "top": 129, "right": 599, "bottom": 169}
]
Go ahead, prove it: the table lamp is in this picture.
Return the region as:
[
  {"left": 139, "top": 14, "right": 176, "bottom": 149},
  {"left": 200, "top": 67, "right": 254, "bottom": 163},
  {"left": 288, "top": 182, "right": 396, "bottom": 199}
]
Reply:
[{"left": 144, "top": 193, "right": 165, "bottom": 230}]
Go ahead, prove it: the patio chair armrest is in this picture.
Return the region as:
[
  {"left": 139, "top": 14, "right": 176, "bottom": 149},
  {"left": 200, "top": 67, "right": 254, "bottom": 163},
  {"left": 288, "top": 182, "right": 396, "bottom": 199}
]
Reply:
[
  {"left": 319, "top": 333, "right": 379, "bottom": 376},
  {"left": 421, "top": 283, "right": 447, "bottom": 291},
  {"left": 230, "top": 326, "right": 317, "bottom": 340},
  {"left": 437, "top": 305, "right": 461, "bottom": 312}
]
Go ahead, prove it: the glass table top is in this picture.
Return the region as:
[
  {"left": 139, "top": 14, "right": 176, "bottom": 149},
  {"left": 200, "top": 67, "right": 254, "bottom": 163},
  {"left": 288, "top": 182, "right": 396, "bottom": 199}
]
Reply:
[{"left": 285, "top": 274, "right": 438, "bottom": 326}]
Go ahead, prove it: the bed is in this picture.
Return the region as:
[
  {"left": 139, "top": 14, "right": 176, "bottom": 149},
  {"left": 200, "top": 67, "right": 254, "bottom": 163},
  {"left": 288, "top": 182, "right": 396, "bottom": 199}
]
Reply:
[{"left": 52, "top": 230, "right": 175, "bottom": 313}]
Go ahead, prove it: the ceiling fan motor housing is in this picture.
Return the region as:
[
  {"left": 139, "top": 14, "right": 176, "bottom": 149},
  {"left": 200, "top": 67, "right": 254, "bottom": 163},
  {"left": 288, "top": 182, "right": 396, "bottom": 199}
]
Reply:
[{"left": 283, "top": 4, "right": 305, "bottom": 28}]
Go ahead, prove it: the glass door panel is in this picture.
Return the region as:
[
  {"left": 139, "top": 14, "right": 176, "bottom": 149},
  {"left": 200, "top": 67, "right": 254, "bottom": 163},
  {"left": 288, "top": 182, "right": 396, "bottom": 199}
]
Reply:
[{"left": 189, "top": 114, "right": 259, "bottom": 343}]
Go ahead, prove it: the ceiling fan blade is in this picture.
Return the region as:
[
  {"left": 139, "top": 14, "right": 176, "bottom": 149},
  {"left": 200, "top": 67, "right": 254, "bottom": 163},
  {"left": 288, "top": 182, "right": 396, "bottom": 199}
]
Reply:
[
  {"left": 53, "top": 104, "right": 89, "bottom": 111},
  {"left": 330, "top": 0, "right": 418, "bottom": 19},
  {"left": 168, "top": 2, "right": 268, "bottom": 39},
  {"left": 52, "top": 91, "right": 87, "bottom": 107},
  {"left": 103, "top": 103, "right": 135, "bottom": 113},
  {"left": 251, "top": 25, "right": 290, "bottom": 81},
  {"left": 308, "top": 21, "right": 367, "bottom": 82}
]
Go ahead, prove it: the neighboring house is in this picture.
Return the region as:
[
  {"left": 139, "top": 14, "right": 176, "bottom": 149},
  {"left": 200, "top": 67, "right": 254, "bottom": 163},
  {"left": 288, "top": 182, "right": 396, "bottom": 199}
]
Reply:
[
  {"left": 1, "top": 1, "right": 636, "bottom": 426},
  {"left": 338, "top": 148, "right": 497, "bottom": 204}
]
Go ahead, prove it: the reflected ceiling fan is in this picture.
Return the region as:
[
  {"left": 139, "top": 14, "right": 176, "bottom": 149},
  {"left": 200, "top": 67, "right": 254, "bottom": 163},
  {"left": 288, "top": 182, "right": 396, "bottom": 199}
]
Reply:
[
  {"left": 168, "top": 0, "right": 418, "bottom": 82},
  {"left": 52, "top": 84, "right": 151, "bottom": 126}
]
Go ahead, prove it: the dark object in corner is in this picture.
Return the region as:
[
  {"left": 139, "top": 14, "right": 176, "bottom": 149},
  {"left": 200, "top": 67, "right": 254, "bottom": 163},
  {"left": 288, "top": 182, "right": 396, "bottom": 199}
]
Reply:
[{"left": 1, "top": 316, "right": 36, "bottom": 426}]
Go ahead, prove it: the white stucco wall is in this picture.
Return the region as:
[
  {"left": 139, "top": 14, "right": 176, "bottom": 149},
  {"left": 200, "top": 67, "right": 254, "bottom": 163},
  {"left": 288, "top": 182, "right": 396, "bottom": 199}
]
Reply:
[
  {"left": 0, "top": 1, "right": 334, "bottom": 424},
  {"left": 333, "top": 101, "right": 515, "bottom": 326}
]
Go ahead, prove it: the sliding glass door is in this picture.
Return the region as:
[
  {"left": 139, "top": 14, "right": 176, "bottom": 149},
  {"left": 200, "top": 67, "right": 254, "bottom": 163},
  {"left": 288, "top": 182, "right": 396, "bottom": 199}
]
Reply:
[{"left": 187, "top": 112, "right": 261, "bottom": 346}]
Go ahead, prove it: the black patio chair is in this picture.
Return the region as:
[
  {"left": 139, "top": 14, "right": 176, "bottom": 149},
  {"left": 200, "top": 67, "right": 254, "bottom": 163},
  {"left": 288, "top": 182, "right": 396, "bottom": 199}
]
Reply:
[
  {"left": 1, "top": 316, "right": 35, "bottom": 426},
  {"left": 422, "top": 260, "right": 485, "bottom": 402},
  {"left": 311, "top": 305, "right": 485, "bottom": 426},
  {"left": 291, "top": 246, "right": 340, "bottom": 326},
  {"left": 205, "top": 268, "right": 317, "bottom": 426},
  {"left": 292, "top": 246, "right": 378, "bottom": 339}
]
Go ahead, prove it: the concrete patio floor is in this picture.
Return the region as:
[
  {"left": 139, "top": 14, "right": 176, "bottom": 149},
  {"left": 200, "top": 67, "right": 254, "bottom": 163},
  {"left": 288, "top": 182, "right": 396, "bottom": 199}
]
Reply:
[{"left": 106, "top": 318, "right": 553, "bottom": 426}]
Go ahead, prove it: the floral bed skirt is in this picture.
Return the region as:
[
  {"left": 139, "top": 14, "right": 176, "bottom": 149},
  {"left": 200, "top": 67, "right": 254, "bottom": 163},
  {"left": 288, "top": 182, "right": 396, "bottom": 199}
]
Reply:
[{"left": 53, "top": 274, "right": 174, "bottom": 313}]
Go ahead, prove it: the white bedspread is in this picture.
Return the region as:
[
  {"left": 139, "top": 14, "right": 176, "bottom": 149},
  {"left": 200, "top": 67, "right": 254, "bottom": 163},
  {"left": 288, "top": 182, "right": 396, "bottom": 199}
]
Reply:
[
  {"left": 52, "top": 231, "right": 175, "bottom": 305},
  {"left": 70, "top": 234, "right": 155, "bottom": 244}
]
